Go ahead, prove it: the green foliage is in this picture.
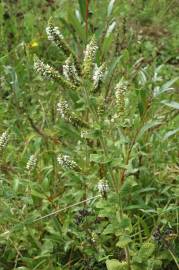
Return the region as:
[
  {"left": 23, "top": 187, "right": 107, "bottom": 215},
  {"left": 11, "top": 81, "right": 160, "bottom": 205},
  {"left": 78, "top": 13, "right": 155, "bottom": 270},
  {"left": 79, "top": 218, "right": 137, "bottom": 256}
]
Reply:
[{"left": 0, "top": 0, "right": 179, "bottom": 269}]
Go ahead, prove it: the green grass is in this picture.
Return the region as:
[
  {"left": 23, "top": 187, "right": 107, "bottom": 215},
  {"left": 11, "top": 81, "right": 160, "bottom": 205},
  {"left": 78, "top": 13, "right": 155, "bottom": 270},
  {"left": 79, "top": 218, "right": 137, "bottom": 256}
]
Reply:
[{"left": 0, "top": 0, "right": 179, "bottom": 269}]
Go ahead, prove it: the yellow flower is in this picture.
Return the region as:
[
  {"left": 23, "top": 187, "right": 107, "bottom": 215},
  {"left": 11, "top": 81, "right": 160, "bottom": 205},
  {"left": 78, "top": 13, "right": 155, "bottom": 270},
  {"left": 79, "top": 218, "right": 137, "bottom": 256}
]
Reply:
[{"left": 29, "top": 40, "right": 39, "bottom": 48}]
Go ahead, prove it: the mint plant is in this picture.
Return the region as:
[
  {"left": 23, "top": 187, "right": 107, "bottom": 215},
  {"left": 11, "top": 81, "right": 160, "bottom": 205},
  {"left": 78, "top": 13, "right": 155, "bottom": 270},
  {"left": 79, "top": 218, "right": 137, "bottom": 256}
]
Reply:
[
  {"left": 0, "top": 1, "right": 179, "bottom": 270},
  {"left": 32, "top": 20, "right": 179, "bottom": 269}
]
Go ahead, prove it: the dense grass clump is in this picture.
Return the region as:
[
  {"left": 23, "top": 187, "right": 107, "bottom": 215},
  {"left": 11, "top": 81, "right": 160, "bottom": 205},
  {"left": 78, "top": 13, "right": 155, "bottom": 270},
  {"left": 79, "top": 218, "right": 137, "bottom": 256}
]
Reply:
[{"left": 0, "top": 1, "right": 179, "bottom": 269}]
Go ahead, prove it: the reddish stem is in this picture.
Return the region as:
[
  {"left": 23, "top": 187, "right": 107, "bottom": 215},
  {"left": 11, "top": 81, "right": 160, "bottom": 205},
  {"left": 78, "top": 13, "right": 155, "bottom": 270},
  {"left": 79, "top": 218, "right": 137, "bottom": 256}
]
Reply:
[{"left": 85, "top": 0, "right": 89, "bottom": 43}]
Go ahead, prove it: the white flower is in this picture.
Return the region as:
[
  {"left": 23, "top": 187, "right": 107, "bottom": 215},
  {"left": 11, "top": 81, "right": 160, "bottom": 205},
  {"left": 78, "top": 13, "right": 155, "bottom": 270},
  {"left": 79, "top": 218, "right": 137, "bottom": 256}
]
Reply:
[
  {"left": 34, "top": 57, "right": 60, "bottom": 80},
  {"left": 0, "top": 131, "right": 8, "bottom": 152},
  {"left": 97, "top": 180, "right": 109, "bottom": 194},
  {"left": 26, "top": 155, "right": 37, "bottom": 171},
  {"left": 93, "top": 64, "right": 105, "bottom": 89},
  {"left": 57, "top": 154, "right": 78, "bottom": 170}
]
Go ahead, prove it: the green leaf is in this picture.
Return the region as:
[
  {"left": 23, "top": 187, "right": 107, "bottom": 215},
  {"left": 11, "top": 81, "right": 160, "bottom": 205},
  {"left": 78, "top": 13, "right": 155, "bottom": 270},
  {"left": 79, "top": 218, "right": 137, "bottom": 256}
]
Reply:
[
  {"left": 103, "top": 224, "right": 116, "bottom": 235},
  {"left": 106, "top": 259, "right": 128, "bottom": 270},
  {"left": 137, "top": 120, "right": 161, "bottom": 139},
  {"left": 106, "top": 56, "right": 123, "bottom": 80},
  {"left": 154, "top": 77, "right": 178, "bottom": 96},
  {"left": 31, "top": 189, "right": 46, "bottom": 199},
  {"left": 102, "top": 35, "right": 113, "bottom": 57},
  {"left": 124, "top": 204, "right": 150, "bottom": 210},
  {"left": 78, "top": 0, "right": 86, "bottom": 21},
  {"left": 119, "top": 178, "right": 137, "bottom": 197},
  {"left": 90, "top": 153, "right": 110, "bottom": 164},
  {"left": 161, "top": 100, "right": 179, "bottom": 110},
  {"left": 13, "top": 177, "right": 20, "bottom": 192},
  {"left": 116, "top": 214, "right": 132, "bottom": 233},
  {"left": 67, "top": 9, "right": 86, "bottom": 42},
  {"left": 137, "top": 242, "right": 155, "bottom": 261}
]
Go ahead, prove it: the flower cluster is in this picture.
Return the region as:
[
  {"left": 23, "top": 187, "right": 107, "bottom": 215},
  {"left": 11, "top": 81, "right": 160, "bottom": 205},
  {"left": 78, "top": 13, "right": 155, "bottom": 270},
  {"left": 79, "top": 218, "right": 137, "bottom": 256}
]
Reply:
[
  {"left": 34, "top": 56, "right": 60, "bottom": 80},
  {"left": 63, "top": 56, "right": 79, "bottom": 83},
  {"left": 0, "top": 131, "right": 8, "bottom": 152},
  {"left": 93, "top": 63, "right": 105, "bottom": 89},
  {"left": 46, "top": 22, "right": 72, "bottom": 57},
  {"left": 26, "top": 155, "right": 37, "bottom": 172},
  {"left": 57, "top": 101, "right": 87, "bottom": 128},
  {"left": 34, "top": 56, "right": 77, "bottom": 90},
  {"left": 57, "top": 154, "right": 78, "bottom": 170},
  {"left": 82, "top": 37, "right": 98, "bottom": 77},
  {"left": 115, "top": 80, "right": 128, "bottom": 117},
  {"left": 46, "top": 24, "right": 64, "bottom": 43},
  {"left": 57, "top": 100, "right": 71, "bottom": 122}
]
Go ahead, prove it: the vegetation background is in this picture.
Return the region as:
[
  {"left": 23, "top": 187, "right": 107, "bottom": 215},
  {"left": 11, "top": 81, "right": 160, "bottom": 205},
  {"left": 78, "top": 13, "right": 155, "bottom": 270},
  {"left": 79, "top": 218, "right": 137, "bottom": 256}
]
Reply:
[{"left": 0, "top": 0, "right": 179, "bottom": 269}]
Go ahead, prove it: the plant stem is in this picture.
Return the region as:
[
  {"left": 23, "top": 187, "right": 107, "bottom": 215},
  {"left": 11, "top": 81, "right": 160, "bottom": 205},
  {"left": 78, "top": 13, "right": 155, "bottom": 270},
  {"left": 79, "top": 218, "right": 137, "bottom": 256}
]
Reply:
[
  {"left": 82, "top": 86, "right": 117, "bottom": 192},
  {"left": 119, "top": 198, "right": 131, "bottom": 270},
  {"left": 85, "top": 0, "right": 89, "bottom": 44},
  {"left": 168, "top": 248, "right": 179, "bottom": 269}
]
